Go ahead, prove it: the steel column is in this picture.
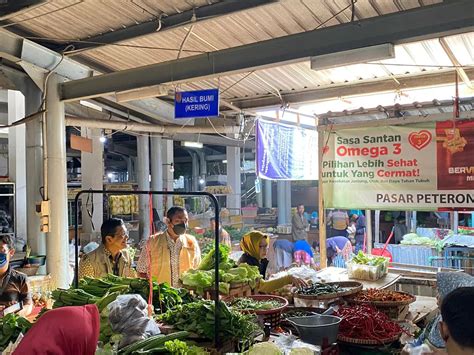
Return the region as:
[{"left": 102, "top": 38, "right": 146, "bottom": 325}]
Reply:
[{"left": 226, "top": 144, "right": 241, "bottom": 215}]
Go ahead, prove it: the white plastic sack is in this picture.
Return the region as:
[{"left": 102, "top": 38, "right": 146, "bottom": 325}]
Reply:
[{"left": 107, "top": 294, "right": 160, "bottom": 347}]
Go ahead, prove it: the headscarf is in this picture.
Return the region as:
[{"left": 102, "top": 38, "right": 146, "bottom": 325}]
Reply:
[
  {"left": 294, "top": 240, "right": 314, "bottom": 258},
  {"left": 13, "top": 304, "right": 100, "bottom": 355},
  {"left": 240, "top": 231, "right": 269, "bottom": 261},
  {"left": 423, "top": 272, "right": 474, "bottom": 348}
]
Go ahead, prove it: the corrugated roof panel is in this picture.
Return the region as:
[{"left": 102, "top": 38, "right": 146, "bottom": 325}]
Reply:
[
  {"left": 6, "top": 0, "right": 214, "bottom": 39},
  {"left": 443, "top": 32, "right": 474, "bottom": 66}
]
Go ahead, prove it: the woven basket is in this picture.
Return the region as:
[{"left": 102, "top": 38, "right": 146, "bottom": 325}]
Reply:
[
  {"left": 226, "top": 294, "right": 288, "bottom": 328},
  {"left": 346, "top": 291, "right": 415, "bottom": 319},
  {"left": 338, "top": 333, "right": 401, "bottom": 346}
]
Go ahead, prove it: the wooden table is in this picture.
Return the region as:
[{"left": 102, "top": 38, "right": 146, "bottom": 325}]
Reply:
[
  {"left": 316, "top": 267, "right": 401, "bottom": 289},
  {"left": 407, "top": 295, "right": 438, "bottom": 325}
]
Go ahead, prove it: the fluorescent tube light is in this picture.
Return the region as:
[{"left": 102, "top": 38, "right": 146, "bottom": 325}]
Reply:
[
  {"left": 181, "top": 141, "right": 203, "bottom": 149},
  {"left": 310, "top": 43, "right": 395, "bottom": 71}
]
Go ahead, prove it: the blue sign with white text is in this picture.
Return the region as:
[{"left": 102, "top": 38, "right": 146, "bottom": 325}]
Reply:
[{"left": 174, "top": 89, "right": 219, "bottom": 119}]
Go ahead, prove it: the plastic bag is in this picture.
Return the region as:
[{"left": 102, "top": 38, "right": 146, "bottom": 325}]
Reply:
[
  {"left": 401, "top": 344, "right": 433, "bottom": 355},
  {"left": 274, "top": 334, "right": 321, "bottom": 355},
  {"left": 107, "top": 294, "right": 160, "bottom": 347}
]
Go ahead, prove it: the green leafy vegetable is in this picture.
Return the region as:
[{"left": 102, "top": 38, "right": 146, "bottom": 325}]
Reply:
[{"left": 198, "top": 245, "right": 230, "bottom": 271}]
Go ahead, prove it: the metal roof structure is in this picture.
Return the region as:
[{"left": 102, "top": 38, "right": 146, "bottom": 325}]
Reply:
[{"left": 0, "top": 0, "right": 473, "bottom": 123}]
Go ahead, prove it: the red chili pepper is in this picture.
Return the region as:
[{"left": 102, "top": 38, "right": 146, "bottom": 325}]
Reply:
[{"left": 334, "top": 305, "right": 403, "bottom": 342}]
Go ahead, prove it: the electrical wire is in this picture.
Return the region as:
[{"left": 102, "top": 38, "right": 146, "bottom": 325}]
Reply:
[{"left": 0, "top": 0, "right": 84, "bottom": 28}]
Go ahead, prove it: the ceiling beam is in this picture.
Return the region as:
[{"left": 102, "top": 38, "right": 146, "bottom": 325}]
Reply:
[
  {"left": 0, "top": 0, "right": 45, "bottom": 19},
  {"left": 231, "top": 68, "right": 474, "bottom": 110},
  {"left": 60, "top": 0, "right": 474, "bottom": 101},
  {"left": 55, "top": 0, "right": 278, "bottom": 54}
]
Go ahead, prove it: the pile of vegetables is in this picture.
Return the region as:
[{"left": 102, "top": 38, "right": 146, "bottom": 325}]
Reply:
[
  {"left": 0, "top": 313, "right": 32, "bottom": 351},
  {"left": 158, "top": 300, "right": 260, "bottom": 342},
  {"left": 79, "top": 275, "right": 193, "bottom": 313},
  {"left": 400, "top": 233, "right": 444, "bottom": 251},
  {"left": 118, "top": 332, "right": 189, "bottom": 354},
  {"left": 334, "top": 305, "right": 403, "bottom": 342},
  {"left": 52, "top": 288, "right": 121, "bottom": 312},
  {"left": 349, "top": 289, "right": 414, "bottom": 303},
  {"left": 296, "top": 283, "right": 341, "bottom": 296},
  {"left": 228, "top": 298, "right": 283, "bottom": 311},
  {"left": 351, "top": 251, "right": 387, "bottom": 266},
  {"left": 181, "top": 245, "right": 261, "bottom": 295}
]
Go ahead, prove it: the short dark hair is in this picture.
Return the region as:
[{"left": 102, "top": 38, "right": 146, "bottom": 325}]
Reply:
[
  {"left": 166, "top": 206, "right": 186, "bottom": 220},
  {"left": 210, "top": 217, "right": 215, "bottom": 223},
  {"left": 297, "top": 204, "right": 304, "bottom": 208},
  {"left": 101, "top": 218, "right": 124, "bottom": 244},
  {"left": 0, "top": 234, "right": 14, "bottom": 250},
  {"left": 441, "top": 287, "right": 474, "bottom": 349}
]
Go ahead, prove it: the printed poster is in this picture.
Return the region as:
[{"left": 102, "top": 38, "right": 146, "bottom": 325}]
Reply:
[
  {"left": 256, "top": 119, "right": 318, "bottom": 180},
  {"left": 322, "top": 120, "right": 474, "bottom": 210}
]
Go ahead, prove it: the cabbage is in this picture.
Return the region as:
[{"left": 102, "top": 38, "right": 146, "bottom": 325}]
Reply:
[
  {"left": 249, "top": 342, "right": 283, "bottom": 355},
  {"left": 198, "top": 245, "right": 230, "bottom": 271}
]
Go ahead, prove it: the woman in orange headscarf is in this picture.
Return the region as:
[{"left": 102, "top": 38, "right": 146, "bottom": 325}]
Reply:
[
  {"left": 13, "top": 304, "right": 100, "bottom": 355},
  {"left": 238, "top": 231, "right": 307, "bottom": 293}
]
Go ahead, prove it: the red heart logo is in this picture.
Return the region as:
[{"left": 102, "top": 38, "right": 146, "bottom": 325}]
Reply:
[
  {"left": 323, "top": 146, "right": 329, "bottom": 154},
  {"left": 408, "top": 130, "right": 432, "bottom": 150}
]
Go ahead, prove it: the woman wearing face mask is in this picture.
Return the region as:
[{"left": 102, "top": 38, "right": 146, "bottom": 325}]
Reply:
[
  {"left": 238, "top": 231, "right": 307, "bottom": 293},
  {"left": 137, "top": 206, "right": 201, "bottom": 287}
]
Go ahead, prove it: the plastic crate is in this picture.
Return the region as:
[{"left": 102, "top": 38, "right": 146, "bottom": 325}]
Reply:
[{"left": 347, "top": 259, "right": 389, "bottom": 281}]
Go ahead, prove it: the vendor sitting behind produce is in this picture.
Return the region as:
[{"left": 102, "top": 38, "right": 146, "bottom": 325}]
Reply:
[
  {"left": 210, "top": 217, "right": 231, "bottom": 248},
  {"left": 238, "top": 231, "right": 307, "bottom": 293},
  {"left": 137, "top": 206, "right": 201, "bottom": 287},
  {"left": 79, "top": 218, "right": 136, "bottom": 280},
  {"left": 0, "top": 235, "right": 32, "bottom": 317}
]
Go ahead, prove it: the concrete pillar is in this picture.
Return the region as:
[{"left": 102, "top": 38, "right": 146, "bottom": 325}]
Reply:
[
  {"left": 285, "top": 181, "right": 292, "bottom": 223},
  {"left": 256, "top": 178, "right": 263, "bottom": 208},
  {"left": 198, "top": 151, "right": 207, "bottom": 190},
  {"left": 137, "top": 135, "right": 150, "bottom": 240},
  {"left": 411, "top": 211, "right": 417, "bottom": 233},
  {"left": 374, "top": 210, "right": 381, "bottom": 244},
  {"left": 453, "top": 211, "right": 459, "bottom": 234},
  {"left": 7, "top": 90, "right": 27, "bottom": 243},
  {"left": 81, "top": 128, "right": 104, "bottom": 237},
  {"left": 264, "top": 179, "right": 272, "bottom": 208},
  {"left": 45, "top": 74, "right": 69, "bottom": 288},
  {"left": 365, "top": 210, "right": 372, "bottom": 254},
  {"left": 150, "top": 137, "right": 163, "bottom": 219},
  {"left": 24, "top": 84, "right": 45, "bottom": 262},
  {"left": 162, "top": 139, "right": 174, "bottom": 210},
  {"left": 226, "top": 145, "right": 241, "bottom": 215},
  {"left": 277, "top": 181, "right": 286, "bottom": 225},
  {"left": 191, "top": 152, "right": 199, "bottom": 192}
]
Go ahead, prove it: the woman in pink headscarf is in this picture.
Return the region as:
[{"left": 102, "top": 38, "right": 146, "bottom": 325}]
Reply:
[{"left": 13, "top": 304, "right": 100, "bottom": 355}]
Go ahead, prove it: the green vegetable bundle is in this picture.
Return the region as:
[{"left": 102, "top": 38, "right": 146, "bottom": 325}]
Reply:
[
  {"left": 351, "top": 251, "right": 387, "bottom": 266},
  {"left": 79, "top": 274, "right": 194, "bottom": 313},
  {"left": 118, "top": 331, "right": 189, "bottom": 355},
  {"left": 157, "top": 300, "right": 260, "bottom": 342},
  {"left": 0, "top": 313, "right": 32, "bottom": 351},
  {"left": 52, "top": 288, "right": 121, "bottom": 312},
  {"left": 180, "top": 263, "right": 261, "bottom": 296}
]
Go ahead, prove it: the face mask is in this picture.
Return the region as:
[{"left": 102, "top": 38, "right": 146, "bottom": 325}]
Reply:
[
  {"left": 0, "top": 253, "right": 8, "bottom": 268},
  {"left": 172, "top": 223, "right": 187, "bottom": 235}
]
